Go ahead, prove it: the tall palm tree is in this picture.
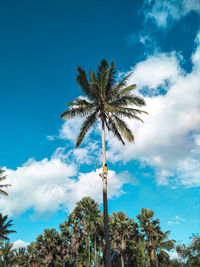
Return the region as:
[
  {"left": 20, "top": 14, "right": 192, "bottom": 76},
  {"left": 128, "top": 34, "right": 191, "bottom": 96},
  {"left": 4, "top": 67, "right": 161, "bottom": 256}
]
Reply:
[
  {"left": 0, "top": 214, "right": 16, "bottom": 241},
  {"left": 0, "top": 168, "right": 11, "bottom": 197},
  {"left": 61, "top": 59, "right": 147, "bottom": 266}
]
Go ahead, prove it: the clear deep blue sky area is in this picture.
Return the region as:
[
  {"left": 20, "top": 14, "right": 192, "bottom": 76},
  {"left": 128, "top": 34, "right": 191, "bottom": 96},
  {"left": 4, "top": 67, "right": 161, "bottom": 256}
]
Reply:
[{"left": 0, "top": 0, "right": 200, "bottom": 248}]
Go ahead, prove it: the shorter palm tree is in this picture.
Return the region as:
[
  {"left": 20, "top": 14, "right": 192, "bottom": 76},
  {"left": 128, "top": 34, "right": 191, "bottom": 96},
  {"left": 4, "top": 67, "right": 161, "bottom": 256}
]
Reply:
[
  {"left": 110, "top": 211, "right": 139, "bottom": 267},
  {"left": 35, "top": 228, "right": 62, "bottom": 266},
  {"left": 13, "top": 247, "right": 29, "bottom": 266},
  {"left": 0, "top": 214, "right": 16, "bottom": 241},
  {"left": 137, "top": 208, "right": 175, "bottom": 267},
  {"left": 0, "top": 168, "right": 11, "bottom": 197},
  {"left": 0, "top": 242, "right": 16, "bottom": 266}
]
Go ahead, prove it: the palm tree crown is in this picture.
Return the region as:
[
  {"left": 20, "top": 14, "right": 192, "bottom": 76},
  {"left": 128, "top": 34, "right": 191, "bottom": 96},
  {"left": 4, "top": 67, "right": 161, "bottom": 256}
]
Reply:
[{"left": 61, "top": 59, "right": 147, "bottom": 147}]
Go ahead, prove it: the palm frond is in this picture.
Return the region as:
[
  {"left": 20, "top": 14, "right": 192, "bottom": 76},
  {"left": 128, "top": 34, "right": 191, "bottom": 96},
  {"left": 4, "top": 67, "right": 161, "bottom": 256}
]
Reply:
[
  {"left": 119, "top": 107, "right": 148, "bottom": 115},
  {"left": 113, "top": 116, "right": 134, "bottom": 143},
  {"left": 101, "top": 69, "right": 110, "bottom": 97},
  {"left": 110, "top": 94, "right": 146, "bottom": 107},
  {"left": 67, "top": 98, "right": 93, "bottom": 108},
  {"left": 105, "top": 104, "right": 148, "bottom": 119},
  {"left": 0, "top": 176, "right": 6, "bottom": 182},
  {"left": 89, "top": 70, "right": 101, "bottom": 100},
  {"left": 0, "top": 184, "right": 11, "bottom": 188},
  {"left": 110, "top": 72, "right": 133, "bottom": 97},
  {"left": 115, "top": 84, "right": 136, "bottom": 97},
  {"left": 105, "top": 60, "right": 117, "bottom": 95},
  {"left": 107, "top": 117, "right": 125, "bottom": 145},
  {"left": 0, "top": 189, "right": 8, "bottom": 196},
  {"left": 76, "top": 111, "right": 98, "bottom": 147},
  {"left": 77, "top": 66, "right": 91, "bottom": 97},
  {"left": 98, "top": 59, "right": 108, "bottom": 73},
  {"left": 61, "top": 107, "right": 92, "bottom": 120},
  {"left": 113, "top": 111, "right": 144, "bottom": 122}
]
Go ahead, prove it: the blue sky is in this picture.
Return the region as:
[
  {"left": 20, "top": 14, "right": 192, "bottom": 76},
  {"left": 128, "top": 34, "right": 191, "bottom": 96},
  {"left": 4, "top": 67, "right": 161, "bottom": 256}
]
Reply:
[{"left": 0, "top": 0, "right": 200, "bottom": 250}]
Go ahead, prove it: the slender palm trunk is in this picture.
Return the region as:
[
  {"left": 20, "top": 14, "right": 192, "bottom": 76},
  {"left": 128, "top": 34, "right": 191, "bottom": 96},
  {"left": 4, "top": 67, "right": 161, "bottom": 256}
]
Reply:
[
  {"left": 155, "top": 253, "right": 159, "bottom": 267},
  {"left": 121, "top": 237, "right": 125, "bottom": 267},
  {"left": 95, "top": 235, "right": 98, "bottom": 267},
  {"left": 88, "top": 234, "right": 90, "bottom": 266},
  {"left": 101, "top": 120, "right": 112, "bottom": 267},
  {"left": 121, "top": 254, "right": 124, "bottom": 267}
]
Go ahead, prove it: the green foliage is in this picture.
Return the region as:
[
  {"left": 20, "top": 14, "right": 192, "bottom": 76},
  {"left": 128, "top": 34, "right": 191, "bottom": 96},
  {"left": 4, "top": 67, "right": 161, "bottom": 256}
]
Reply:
[
  {"left": 0, "top": 168, "right": 11, "bottom": 197},
  {"left": 0, "top": 242, "right": 16, "bottom": 266},
  {"left": 176, "top": 234, "right": 200, "bottom": 266},
  {"left": 2, "top": 198, "right": 195, "bottom": 267},
  {"left": 137, "top": 208, "right": 176, "bottom": 267},
  {"left": 0, "top": 214, "right": 16, "bottom": 241}
]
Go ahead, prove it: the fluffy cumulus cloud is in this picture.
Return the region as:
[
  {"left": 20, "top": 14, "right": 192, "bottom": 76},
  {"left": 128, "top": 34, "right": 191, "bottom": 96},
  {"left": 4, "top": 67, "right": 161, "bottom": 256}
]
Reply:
[
  {"left": 106, "top": 32, "right": 200, "bottom": 187},
  {"left": 0, "top": 155, "right": 133, "bottom": 216},
  {"left": 144, "top": 0, "right": 200, "bottom": 28},
  {"left": 12, "top": 240, "right": 29, "bottom": 249},
  {"left": 131, "top": 52, "right": 182, "bottom": 89}
]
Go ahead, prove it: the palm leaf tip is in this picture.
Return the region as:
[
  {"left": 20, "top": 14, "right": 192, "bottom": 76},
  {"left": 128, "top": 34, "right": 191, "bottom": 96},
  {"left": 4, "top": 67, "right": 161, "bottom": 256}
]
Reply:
[
  {"left": 61, "top": 113, "right": 67, "bottom": 120},
  {"left": 0, "top": 189, "right": 8, "bottom": 196}
]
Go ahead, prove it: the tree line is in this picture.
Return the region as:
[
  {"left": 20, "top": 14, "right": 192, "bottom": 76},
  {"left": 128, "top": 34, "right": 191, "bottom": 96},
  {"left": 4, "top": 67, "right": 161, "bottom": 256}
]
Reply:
[{"left": 0, "top": 196, "right": 199, "bottom": 266}]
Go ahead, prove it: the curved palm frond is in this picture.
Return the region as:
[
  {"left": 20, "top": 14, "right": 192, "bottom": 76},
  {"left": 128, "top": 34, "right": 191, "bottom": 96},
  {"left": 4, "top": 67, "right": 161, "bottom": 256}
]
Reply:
[
  {"left": 115, "top": 84, "right": 136, "bottom": 97},
  {"left": 104, "top": 104, "right": 147, "bottom": 122},
  {"left": 61, "top": 107, "right": 92, "bottom": 120},
  {"left": 105, "top": 60, "right": 117, "bottom": 95},
  {"left": 113, "top": 116, "right": 134, "bottom": 143},
  {"left": 107, "top": 117, "right": 125, "bottom": 145},
  {"left": 110, "top": 94, "right": 146, "bottom": 107},
  {"left": 118, "top": 107, "right": 148, "bottom": 115},
  {"left": 0, "top": 175, "right": 6, "bottom": 182},
  {"left": 100, "top": 69, "right": 110, "bottom": 97},
  {"left": 67, "top": 98, "right": 93, "bottom": 108},
  {"left": 113, "top": 111, "right": 144, "bottom": 122},
  {"left": 110, "top": 72, "right": 133, "bottom": 97},
  {"left": 77, "top": 67, "right": 91, "bottom": 96},
  {"left": 76, "top": 111, "right": 99, "bottom": 147},
  {"left": 0, "top": 168, "right": 11, "bottom": 197},
  {"left": 0, "top": 189, "right": 8, "bottom": 196}
]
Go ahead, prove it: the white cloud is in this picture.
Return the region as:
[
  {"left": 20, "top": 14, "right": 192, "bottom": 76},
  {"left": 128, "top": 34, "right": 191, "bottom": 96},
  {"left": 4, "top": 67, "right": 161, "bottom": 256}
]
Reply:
[
  {"left": 144, "top": 0, "right": 200, "bottom": 28},
  {"left": 156, "top": 170, "right": 173, "bottom": 186},
  {"left": 167, "top": 216, "right": 185, "bottom": 225},
  {"left": 107, "top": 32, "right": 200, "bottom": 187},
  {"left": 131, "top": 52, "right": 182, "bottom": 89},
  {"left": 0, "top": 156, "right": 133, "bottom": 216},
  {"left": 46, "top": 135, "right": 55, "bottom": 141},
  {"left": 193, "top": 134, "right": 200, "bottom": 148},
  {"left": 176, "top": 157, "right": 200, "bottom": 187},
  {"left": 175, "top": 216, "right": 185, "bottom": 222},
  {"left": 12, "top": 240, "right": 29, "bottom": 249},
  {"left": 52, "top": 141, "right": 100, "bottom": 166},
  {"left": 170, "top": 251, "right": 180, "bottom": 260},
  {"left": 0, "top": 158, "right": 76, "bottom": 215},
  {"left": 59, "top": 117, "right": 83, "bottom": 142}
]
